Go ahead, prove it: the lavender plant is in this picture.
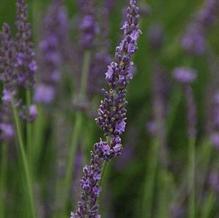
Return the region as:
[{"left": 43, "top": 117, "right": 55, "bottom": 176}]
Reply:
[
  {"left": 0, "top": 24, "right": 16, "bottom": 142},
  {"left": 70, "top": 0, "right": 141, "bottom": 217},
  {"left": 181, "top": 0, "right": 219, "bottom": 55},
  {"left": 0, "top": 0, "right": 37, "bottom": 217},
  {"left": 1, "top": 0, "right": 219, "bottom": 217},
  {"left": 173, "top": 67, "right": 197, "bottom": 218},
  {"left": 35, "top": 0, "right": 70, "bottom": 104}
]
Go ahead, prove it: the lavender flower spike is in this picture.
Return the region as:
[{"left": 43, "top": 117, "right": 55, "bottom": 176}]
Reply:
[
  {"left": 77, "top": 0, "right": 99, "bottom": 49},
  {"left": 34, "top": 0, "right": 69, "bottom": 104},
  {"left": 0, "top": 24, "right": 16, "bottom": 142},
  {"left": 181, "top": 0, "right": 219, "bottom": 55},
  {"left": 15, "top": 0, "right": 37, "bottom": 87},
  {"left": 71, "top": 1, "right": 141, "bottom": 217},
  {"left": 173, "top": 67, "right": 197, "bottom": 84}
]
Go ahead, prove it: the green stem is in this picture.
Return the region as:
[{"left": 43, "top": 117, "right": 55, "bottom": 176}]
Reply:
[
  {"left": 12, "top": 103, "right": 36, "bottom": 218},
  {"left": 166, "top": 87, "right": 181, "bottom": 136},
  {"left": 0, "top": 143, "right": 7, "bottom": 218},
  {"left": 156, "top": 169, "right": 172, "bottom": 218},
  {"left": 80, "top": 51, "right": 91, "bottom": 97},
  {"left": 197, "top": 139, "right": 212, "bottom": 198},
  {"left": 142, "top": 138, "right": 159, "bottom": 218},
  {"left": 32, "top": 106, "right": 46, "bottom": 169},
  {"left": 200, "top": 192, "right": 215, "bottom": 218},
  {"left": 188, "top": 137, "right": 195, "bottom": 218},
  {"left": 100, "top": 162, "right": 111, "bottom": 216},
  {"left": 26, "top": 90, "right": 32, "bottom": 163},
  {"left": 55, "top": 51, "right": 91, "bottom": 218}
]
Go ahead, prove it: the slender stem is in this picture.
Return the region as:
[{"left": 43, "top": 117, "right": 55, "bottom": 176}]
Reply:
[
  {"left": 197, "top": 139, "right": 212, "bottom": 198},
  {"left": 156, "top": 169, "right": 172, "bottom": 218},
  {"left": 80, "top": 51, "right": 91, "bottom": 97},
  {"left": 100, "top": 162, "right": 111, "bottom": 216},
  {"left": 0, "top": 143, "right": 7, "bottom": 218},
  {"left": 55, "top": 51, "right": 91, "bottom": 218},
  {"left": 200, "top": 192, "right": 215, "bottom": 218},
  {"left": 142, "top": 138, "right": 159, "bottom": 218},
  {"left": 12, "top": 103, "right": 36, "bottom": 218},
  {"left": 32, "top": 106, "right": 46, "bottom": 169},
  {"left": 166, "top": 87, "right": 181, "bottom": 136},
  {"left": 188, "top": 137, "right": 195, "bottom": 218},
  {"left": 26, "top": 90, "right": 32, "bottom": 163}
]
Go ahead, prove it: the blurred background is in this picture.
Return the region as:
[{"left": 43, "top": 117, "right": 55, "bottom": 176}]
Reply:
[{"left": 0, "top": 0, "right": 219, "bottom": 217}]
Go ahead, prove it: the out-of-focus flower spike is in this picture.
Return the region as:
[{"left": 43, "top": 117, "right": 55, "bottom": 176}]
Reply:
[
  {"left": 34, "top": 0, "right": 70, "bottom": 104},
  {"left": 15, "top": 0, "right": 37, "bottom": 87},
  {"left": 181, "top": 0, "right": 219, "bottom": 55},
  {"left": 209, "top": 91, "right": 219, "bottom": 149},
  {"left": 173, "top": 67, "right": 197, "bottom": 85},
  {"left": 77, "top": 0, "right": 99, "bottom": 50},
  {"left": 0, "top": 24, "right": 16, "bottom": 142}
]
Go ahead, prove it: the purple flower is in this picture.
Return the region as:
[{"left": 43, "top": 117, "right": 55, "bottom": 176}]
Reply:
[
  {"left": 181, "top": 0, "right": 219, "bottom": 55},
  {"left": 34, "top": 84, "right": 55, "bottom": 104},
  {"left": 71, "top": 1, "right": 141, "bottom": 217},
  {"left": 15, "top": 0, "right": 37, "bottom": 87},
  {"left": 0, "top": 24, "right": 16, "bottom": 142},
  {"left": 28, "top": 104, "right": 38, "bottom": 121},
  {"left": 77, "top": 0, "right": 98, "bottom": 49},
  {"left": 2, "top": 89, "right": 14, "bottom": 103},
  {"left": 0, "top": 123, "right": 14, "bottom": 140},
  {"left": 197, "top": 0, "right": 219, "bottom": 26},
  {"left": 105, "top": 63, "right": 116, "bottom": 81},
  {"left": 35, "top": 0, "right": 70, "bottom": 104},
  {"left": 181, "top": 24, "right": 206, "bottom": 55},
  {"left": 209, "top": 91, "right": 219, "bottom": 148},
  {"left": 0, "top": 24, "right": 16, "bottom": 92},
  {"left": 115, "top": 120, "right": 126, "bottom": 135},
  {"left": 173, "top": 67, "right": 197, "bottom": 84}
]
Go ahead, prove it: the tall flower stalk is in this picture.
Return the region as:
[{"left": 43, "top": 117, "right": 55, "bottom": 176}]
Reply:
[
  {"left": 0, "top": 23, "right": 15, "bottom": 218},
  {"left": 58, "top": 1, "right": 98, "bottom": 216},
  {"left": 181, "top": 0, "right": 219, "bottom": 56},
  {"left": 0, "top": 0, "right": 37, "bottom": 217},
  {"left": 34, "top": 0, "right": 69, "bottom": 104},
  {"left": 71, "top": 0, "right": 141, "bottom": 217},
  {"left": 15, "top": 0, "right": 37, "bottom": 169},
  {"left": 173, "top": 67, "right": 197, "bottom": 218}
]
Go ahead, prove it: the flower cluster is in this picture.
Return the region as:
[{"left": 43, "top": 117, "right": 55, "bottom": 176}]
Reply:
[
  {"left": 0, "top": 24, "right": 16, "bottom": 141},
  {"left": 0, "top": 24, "right": 16, "bottom": 94},
  {"left": 71, "top": 1, "right": 141, "bottom": 217},
  {"left": 0, "top": 0, "right": 37, "bottom": 141},
  {"left": 173, "top": 67, "right": 197, "bottom": 84},
  {"left": 181, "top": 0, "right": 219, "bottom": 55},
  {"left": 71, "top": 139, "right": 122, "bottom": 218},
  {"left": 96, "top": 0, "right": 141, "bottom": 139},
  {"left": 15, "top": 0, "right": 37, "bottom": 87},
  {"left": 34, "top": 0, "right": 70, "bottom": 104},
  {"left": 77, "top": 0, "right": 99, "bottom": 49}
]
